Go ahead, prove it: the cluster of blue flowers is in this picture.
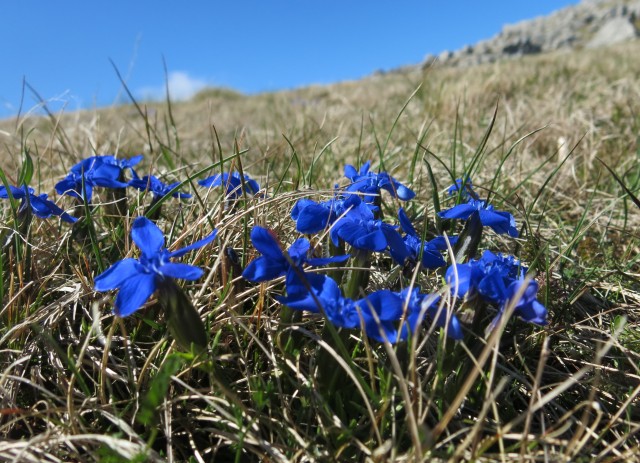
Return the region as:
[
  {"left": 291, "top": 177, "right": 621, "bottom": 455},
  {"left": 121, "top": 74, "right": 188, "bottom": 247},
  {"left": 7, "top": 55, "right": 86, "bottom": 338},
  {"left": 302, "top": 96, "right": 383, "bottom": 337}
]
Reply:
[
  {"left": 1, "top": 152, "right": 547, "bottom": 346},
  {"left": 447, "top": 250, "right": 547, "bottom": 329},
  {"left": 1, "top": 155, "right": 261, "bottom": 226},
  {"left": 241, "top": 226, "right": 462, "bottom": 342},
  {"left": 0, "top": 154, "right": 262, "bottom": 320},
  {"left": 242, "top": 162, "right": 547, "bottom": 344},
  {"left": 54, "top": 154, "right": 260, "bottom": 205},
  {"left": 54, "top": 155, "right": 140, "bottom": 202}
]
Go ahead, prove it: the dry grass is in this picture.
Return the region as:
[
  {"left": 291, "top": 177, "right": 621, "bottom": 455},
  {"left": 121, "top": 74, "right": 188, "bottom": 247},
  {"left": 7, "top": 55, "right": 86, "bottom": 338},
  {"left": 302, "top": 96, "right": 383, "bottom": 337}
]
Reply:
[{"left": 0, "top": 39, "right": 639, "bottom": 462}]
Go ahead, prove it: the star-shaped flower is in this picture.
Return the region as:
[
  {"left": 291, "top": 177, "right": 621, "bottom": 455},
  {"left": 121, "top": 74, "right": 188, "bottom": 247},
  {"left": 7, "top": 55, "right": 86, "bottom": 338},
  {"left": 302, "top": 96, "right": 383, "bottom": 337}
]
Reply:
[
  {"left": 344, "top": 161, "right": 415, "bottom": 202},
  {"left": 94, "top": 217, "right": 217, "bottom": 316},
  {"left": 198, "top": 172, "right": 260, "bottom": 199},
  {"left": 446, "top": 250, "right": 547, "bottom": 328},
  {"left": 55, "top": 155, "right": 140, "bottom": 202},
  {"left": 129, "top": 174, "right": 192, "bottom": 201},
  {"left": 0, "top": 184, "right": 77, "bottom": 223},
  {"left": 242, "top": 226, "right": 349, "bottom": 282}
]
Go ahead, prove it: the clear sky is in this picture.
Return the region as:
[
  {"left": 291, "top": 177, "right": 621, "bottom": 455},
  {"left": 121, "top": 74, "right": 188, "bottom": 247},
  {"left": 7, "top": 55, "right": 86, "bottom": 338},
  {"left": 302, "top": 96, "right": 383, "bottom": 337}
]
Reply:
[{"left": 0, "top": 1, "right": 578, "bottom": 119}]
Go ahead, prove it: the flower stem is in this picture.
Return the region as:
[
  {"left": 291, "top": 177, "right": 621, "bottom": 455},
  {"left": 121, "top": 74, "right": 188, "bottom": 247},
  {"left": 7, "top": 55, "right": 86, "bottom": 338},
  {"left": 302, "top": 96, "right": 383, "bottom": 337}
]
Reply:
[{"left": 344, "top": 248, "right": 371, "bottom": 299}]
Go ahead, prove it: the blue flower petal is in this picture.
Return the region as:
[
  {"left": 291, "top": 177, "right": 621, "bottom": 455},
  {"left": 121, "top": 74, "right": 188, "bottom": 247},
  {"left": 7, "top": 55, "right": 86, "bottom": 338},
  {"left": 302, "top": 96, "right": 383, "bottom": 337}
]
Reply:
[
  {"left": 336, "top": 221, "right": 386, "bottom": 251},
  {"left": 288, "top": 238, "right": 311, "bottom": 262},
  {"left": 426, "top": 235, "right": 456, "bottom": 251},
  {"left": 242, "top": 256, "right": 287, "bottom": 282},
  {"left": 380, "top": 179, "right": 415, "bottom": 201},
  {"left": 359, "top": 161, "right": 371, "bottom": 175},
  {"left": 158, "top": 263, "right": 204, "bottom": 280},
  {"left": 422, "top": 297, "right": 464, "bottom": 340},
  {"left": 291, "top": 198, "right": 316, "bottom": 220},
  {"left": 508, "top": 280, "right": 547, "bottom": 325},
  {"left": 0, "top": 185, "right": 33, "bottom": 199},
  {"left": 90, "top": 163, "right": 129, "bottom": 188},
  {"left": 131, "top": 175, "right": 189, "bottom": 198},
  {"left": 29, "top": 194, "right": 77, "bottom": 223},
  {"left": 356, "top": 228, "right": 388, "bottom": 252},
  {"left": 198, "top": 173, "right": 227, "bottom": 188},
  {"left": 114, "top": 272, "right": 157, "bottom": 317},
  {"left": 248, "top": 226, "right": 284, "bottom": 260},
  {"left": 478, "top": 267, "right": 510, "bottom": 305},
  {"left": 55, "top": 177, "right": 83, "bottom": 200},
  {"left": 126, "top": 154, "right": 144, "bottom": 167},
  {"left": 360, "top": 290, "right": 404, "bottom": 321},
  {"left": 169, "top": 229, "right": 218, "bottom": 258},
  {"left": 478, "top": 209, "right": 517, "bottom": 237},
  {"left": 526, "top": 300, "right": 548, "bottom": 325},
  {"left": 398, "top": 207, "right": 417, "bottom": 236},
  {"left": 447, "top": 315, "right": 464, "bottom": 339},
  {"left": 245, "top": 177, "right": 260, "bottom": 195},
  {"left": 421, "top": 249, "right": 446, "bottom": 269},
  {"left": 352, "top": 290, "right": 404, "bottom": 343},
  {"left": 94, "top": 258, "right": 142, "bottom": 291},
  {"left": 382, "top": 226, "right": 410, "bottom": 264},
  {"left": 446, "top": 262, "right": 482, "bottom": 298},
  {"left": 277, "top": 272, "right": 340, "bottom": 313},
  {"left": 198, "top": 172, "right": 259, "bottom": 198},
  {"left": 306, "top": 254, "right": 350, "bottom": 266},
  {"left": 131, "top": 217, "right": 166, "bottom": 259},
  {"left": 344, "top": 164, "right": 358, "bottom": 180},
  {"left": 438, "top": 203, "right": 476, "bottom": 220},
  {"left": 295, "top": 203, "right": 331, "bottom": 233}
]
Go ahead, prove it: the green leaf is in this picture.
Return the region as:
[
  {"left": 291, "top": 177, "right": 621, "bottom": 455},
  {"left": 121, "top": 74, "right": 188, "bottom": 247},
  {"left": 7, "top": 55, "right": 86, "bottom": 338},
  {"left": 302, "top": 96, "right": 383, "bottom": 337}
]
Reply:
[
  {"left": 18, "top": 148, "right": 34, "bottom": 186},
  {"left": 453, "top": 211, "right": 483, "bottom": 264},
  {"left": 158, "top": 279, "right": 208, "bottom": 353},
  {"left": 137, "top": 353, "right": 185, "bottom": 426},
  {"left": 424, "top": 160, "right": 442, "bottom": 233}
]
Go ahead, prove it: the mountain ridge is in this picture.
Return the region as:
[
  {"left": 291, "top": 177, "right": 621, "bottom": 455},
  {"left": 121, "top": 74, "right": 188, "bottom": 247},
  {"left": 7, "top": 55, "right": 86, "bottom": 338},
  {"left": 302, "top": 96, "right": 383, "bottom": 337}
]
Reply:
[{"left": 422, "top": 0, "right": 640, "bottom": 69}]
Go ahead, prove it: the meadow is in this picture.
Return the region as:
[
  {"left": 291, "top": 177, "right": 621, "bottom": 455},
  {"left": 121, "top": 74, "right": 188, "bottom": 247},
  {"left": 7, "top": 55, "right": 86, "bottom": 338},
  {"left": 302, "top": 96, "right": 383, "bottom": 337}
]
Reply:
[{"left": 0, "top": 39, "right": 639, "bottom": 462}]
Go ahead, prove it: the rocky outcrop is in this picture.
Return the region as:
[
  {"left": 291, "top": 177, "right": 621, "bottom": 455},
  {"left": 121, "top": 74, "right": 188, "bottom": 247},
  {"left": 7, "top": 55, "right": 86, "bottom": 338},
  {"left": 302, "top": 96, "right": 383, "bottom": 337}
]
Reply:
[{"left": 424, "top": 0, "right": 640, "bottom": 68}]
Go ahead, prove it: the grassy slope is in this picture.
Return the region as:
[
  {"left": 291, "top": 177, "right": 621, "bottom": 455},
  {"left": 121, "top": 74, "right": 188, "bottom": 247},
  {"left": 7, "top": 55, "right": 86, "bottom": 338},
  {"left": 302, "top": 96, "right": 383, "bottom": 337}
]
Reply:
[{"left": 0, "top": 40, "right": 639, "bottom": 461}]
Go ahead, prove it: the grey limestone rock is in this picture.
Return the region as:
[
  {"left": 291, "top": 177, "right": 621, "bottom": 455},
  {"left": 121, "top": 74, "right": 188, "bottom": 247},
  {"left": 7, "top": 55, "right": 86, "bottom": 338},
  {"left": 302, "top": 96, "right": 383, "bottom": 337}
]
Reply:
[
  {"left": 586, "top": 16, "right": 638, "bottom": 48},
  {"left": 421, "top": 0, "right": 640, "bottom": 69}
]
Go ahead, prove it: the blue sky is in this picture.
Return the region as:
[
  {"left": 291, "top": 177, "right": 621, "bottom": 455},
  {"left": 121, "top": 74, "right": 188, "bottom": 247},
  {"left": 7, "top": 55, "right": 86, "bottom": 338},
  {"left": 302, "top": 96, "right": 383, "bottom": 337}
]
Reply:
[{"left": 0, "top": 1, "right": 577, "bottom": 118}]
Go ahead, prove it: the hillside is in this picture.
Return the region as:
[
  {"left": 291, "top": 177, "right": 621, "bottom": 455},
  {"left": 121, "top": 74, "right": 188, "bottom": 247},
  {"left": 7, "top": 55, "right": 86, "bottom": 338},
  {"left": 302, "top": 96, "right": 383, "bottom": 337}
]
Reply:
[{"left": 1, "top": 36, "right": 638, "bottom": 183}]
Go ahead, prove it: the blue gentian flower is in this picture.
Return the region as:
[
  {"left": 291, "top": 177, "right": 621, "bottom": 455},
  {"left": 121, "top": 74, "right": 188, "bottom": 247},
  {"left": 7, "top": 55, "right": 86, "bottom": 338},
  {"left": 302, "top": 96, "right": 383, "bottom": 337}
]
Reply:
[
  {"left": 129, "top": 174, "right": 192, "bottom": 201},
  {"left": 198, "top": 172, "right": 260, "bottom": 199},
  {"left": 55, "top": 155, "right": 139, "bottom": 202},
  {"left": 397, "top": 208, "right": 456, "bottom": 268},
  {"left": 352, "top": 290, "right": 407, "bottom": 343},
  {"left": 242, "top": 226, "right": 349, "bottom": 282},
  {"left": 439, "top": 178, "right": 518, "bottom": 237},
  {"left": 100, "top": 155, "right": 143, "bottom": 173},
  {"left": 439, "top": 198, "right": 518, "bottom": 237},
  {"left": 94, "top": 216, "right": 217, "bottom": 316},
  {"left": 446, "top": 250, "right": 547, "bottom": 327},
  {"left": 398, "top": 287, "right": 463, "bottom": 340},
  {"left": 0, "top": 185, "right": 77, "bottom": 223},
  {"left": 330, "top": 208, "right": 409, "bottom": 263},
  {"left": 277, "top": 271, "right": 408, "bottom": 343},
  {"left": 290, "top": 193, "right": 367, "bottom": 234},
  {"left": 344, "top": 161, "right": 415, "bottom": 202}
]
